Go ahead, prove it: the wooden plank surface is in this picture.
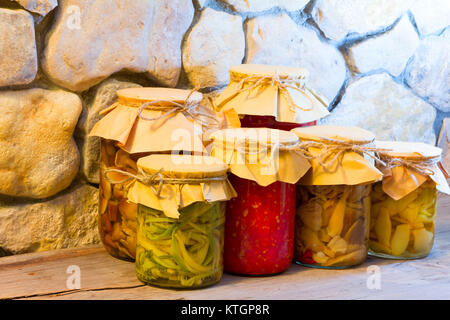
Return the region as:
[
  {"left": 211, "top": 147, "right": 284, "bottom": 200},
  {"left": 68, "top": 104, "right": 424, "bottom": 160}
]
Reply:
[{"left": 0, "top": 195, "right": 449, "bottom": 300}]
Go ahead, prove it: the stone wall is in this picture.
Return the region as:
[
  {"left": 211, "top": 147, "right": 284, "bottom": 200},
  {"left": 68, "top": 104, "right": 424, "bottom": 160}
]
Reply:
[{"left": 0, "top": 0, "right": 449, "bottom": 255}]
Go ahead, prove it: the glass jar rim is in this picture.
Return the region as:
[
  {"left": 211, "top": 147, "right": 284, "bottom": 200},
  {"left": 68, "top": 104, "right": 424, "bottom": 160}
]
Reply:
[
  {"left": 211, "top": 127, "right": 299, "bottom": 146},
  {"left": 292, "top": 125, "right": 375, "bottom": 145},
  {"left": 117, "top": 87, "right": 203, "bottom": 105},
  {"left": 375, "top": 140, "right": 442, "bottom": 161},
  {"left": 137, "top": 154, "right": 229, "bottom": 179},
  {"left": 229, "top": 64, "right": 309, "bottom": 80}
]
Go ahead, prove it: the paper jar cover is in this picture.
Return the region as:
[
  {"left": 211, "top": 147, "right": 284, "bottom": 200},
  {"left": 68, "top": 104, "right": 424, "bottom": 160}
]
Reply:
[
  {"left": 375, "top": 141, "right": 450, "bottom": 200},
  {"left": 90, "top": 87, "right": 238, "bottom": 155},
  {"left": 215, "top": 64, "right": 330, "bottom": 124},
  {"left": 126, "top": 154, "right": 237, "bottom": 218},
  {"left": 210, "top": 128, "right": 311, "bottom": 187},
  {"left": 293, "top": 126, "right": 383, "bottom": 186}
]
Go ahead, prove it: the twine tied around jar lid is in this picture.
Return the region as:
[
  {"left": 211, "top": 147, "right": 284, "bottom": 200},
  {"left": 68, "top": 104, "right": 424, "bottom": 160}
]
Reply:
[
  {"left": 136, "top": 87, "right": 220, "bottom": 128},
  {"left": 381, "top": 157, "right": 441, "bottom": 177},
  {"left": 290, "top": 125, "right": 390, "bottom": 173},
  {"left": 104, "top": 167, "right": 228, "bottom": 199},
  {"left": 216, "top": 70, "right": 327, "bottom": 113},
  {"left": 237, "top": 137, "right": 388, "bottom": 173},
  {"left": 292, "top": 137, "right": 389, "bottom": 172},
  {"left": 374, "top": 142, "right": 449, "bottom": 179}
]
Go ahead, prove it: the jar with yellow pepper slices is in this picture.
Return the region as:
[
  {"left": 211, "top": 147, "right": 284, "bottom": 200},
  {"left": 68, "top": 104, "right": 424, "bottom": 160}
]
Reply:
[
  {"left": 90, "top": 87, "right": 239, "bottom": 261},
  {"left": 124, "top": 154, "right": 236, "bottom": 289},
  {"left": 369, "top": 141, "right": 450, "bottom": 259}
]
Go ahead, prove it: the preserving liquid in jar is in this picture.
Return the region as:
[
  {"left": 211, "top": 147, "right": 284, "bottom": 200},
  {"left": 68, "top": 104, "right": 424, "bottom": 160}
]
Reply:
[
  {"left": 99, "top": 139, "right": 143, "bottom": 261},
  {"left": 295, "top": 184, "right": 371, "bottom": 269},
  {"left": 136, "top": 202, "right": 225, "bottom": 289},
  {"left": 369, "top": 180, "right": 437, "bottom": 259}
]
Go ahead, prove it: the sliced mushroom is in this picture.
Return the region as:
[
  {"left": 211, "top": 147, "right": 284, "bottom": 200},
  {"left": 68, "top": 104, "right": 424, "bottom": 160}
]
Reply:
[
  {"left": 115, "top": 149, "right": 138, "bottom": 172},
  {"left": 119, "top": 200, "right": 138, "bottom": 221}
]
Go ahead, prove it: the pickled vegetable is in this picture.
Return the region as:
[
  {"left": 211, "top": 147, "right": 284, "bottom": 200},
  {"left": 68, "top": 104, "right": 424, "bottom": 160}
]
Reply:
[
  {"left": 98, "top": 139, "right": 142, "bottom": 261},
  {"left": 295, "top": 184, "right": 371, "bottom": 268},
  {"left": 369, "top": 180, "right": 437, "bottom": 259},
  {"left": 136, "top": 201, "right": 225, "bottom": 289}
]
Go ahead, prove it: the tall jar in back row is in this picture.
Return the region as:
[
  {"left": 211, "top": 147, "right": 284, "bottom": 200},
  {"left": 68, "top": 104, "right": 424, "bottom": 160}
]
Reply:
[{"left": 90, "top": 87, "right": 239, "bottom": 261}]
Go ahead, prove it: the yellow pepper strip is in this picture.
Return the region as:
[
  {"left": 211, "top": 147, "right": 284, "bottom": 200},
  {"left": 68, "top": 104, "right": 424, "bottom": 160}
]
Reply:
[{"left": 327, "top": 189, "right": 350, "bottom": 237}]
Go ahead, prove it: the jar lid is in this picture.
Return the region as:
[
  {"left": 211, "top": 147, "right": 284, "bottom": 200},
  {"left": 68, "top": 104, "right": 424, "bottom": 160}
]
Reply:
[
  {"left": 137, "top": 154, "right": 228, "bottom": 179},
  {"left": 210, "top": 127, "right": 310, "bottom": 186},
  {"left": 128, "top": 154, "right": 236, "bottom": 219},
  {"left": 117, "top": 87, "right": 203, "bottom": 105},
  {"left": 211, "top": 127, "right": 299, "bottom": 146},
  {"left": 89, "top": 87, "right": 207, "bottom": 154},
  {"left": 230, "top": 64, "right": 309, "bottom": 79},
  {"left": 375, "top": 141, "right": 442, "bottom": 160},
  {"left": 292, "top": 125, "right": 375, "bottom": 145}
]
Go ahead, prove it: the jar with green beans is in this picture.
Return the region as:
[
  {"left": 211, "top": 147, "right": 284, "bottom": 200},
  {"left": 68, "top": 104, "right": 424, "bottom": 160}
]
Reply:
[
  {"left": 136, "top": 201, "right": 225, "bottom": 289},
  {"left": 129, "top": 153, "right": 235, "bottom": 289}
]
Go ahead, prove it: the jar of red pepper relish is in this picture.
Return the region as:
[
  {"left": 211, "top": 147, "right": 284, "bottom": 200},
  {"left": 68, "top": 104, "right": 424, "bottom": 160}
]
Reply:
[
  {"left": 210, "top": 128, "right": 311, "bottom": 275},
  {"left": 241, "top": 115, "right": 317, "bottom": 131},
  {"left": 215, "top": 64, "right": 329, "bottom": 132},
  {"left": 225, "top": 174, "right": 297, "bottom": 274},
  {"left": 213, "top": 64, "right": 330, "bottom": 274}
]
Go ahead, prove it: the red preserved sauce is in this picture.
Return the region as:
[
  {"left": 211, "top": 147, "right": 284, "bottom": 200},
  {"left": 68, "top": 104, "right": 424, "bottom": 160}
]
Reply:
[
  {"left": 224, "top": 175, "right": 296, "bottom": 275},
  {"left": 241, "top": 115, "right": 316, "bottom": 130},
  {"left": 274, "top": 120, "right": 316, "bottom": 131},
  {"left": 223, "top": 115, "right": 313, "bottom": 275}
]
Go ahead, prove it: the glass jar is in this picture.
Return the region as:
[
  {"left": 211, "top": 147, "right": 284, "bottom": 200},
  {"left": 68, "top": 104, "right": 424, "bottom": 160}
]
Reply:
[
  {"left": 127, "top": 154, "right": 236, "bottom": 289},
  {"left": 369, "top": 180, "right": 437, "bottom": 259},
  {"left": 241, "top": 115, "right": 317, "bottom": 131},
  {"left": 292, "top": 125, "right": 384, "bottom": 269},
  {"left": 240, "top": 115, "right": 275, "bottom": 128},
  {"left": 368, "top": 140, "right": 449, "bottom": 259},
  {"left": 91, "top": 87, "right": 213, "bottom": 261},
  {"left": 98, "top": 139, "right": 143, "bottom": 261},
  {"left": 274, "top": 120, "right": 317, "bottom": 132},
  {"left": 224, "top": 175, "right": 296, "bottom": 275},
  {"left": 210, "top": 128, "right": 311, "bottom": 275},
  {"left": 295, "top": 184, "right": 371, "bottom": 268},
  {"left": 136, "top": 201, "right": 225, "bottom": 289}
]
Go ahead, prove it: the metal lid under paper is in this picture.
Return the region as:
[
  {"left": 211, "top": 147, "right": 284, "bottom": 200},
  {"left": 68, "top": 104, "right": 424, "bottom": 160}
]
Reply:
[
  {"left": 292, "top": 125, "right": 383, "bottom": 186},
  {"left": 126, "top": 154, "right": 237, "bottom": 218},
  {"left": 375, "top": 141, "right": 450, "bottom": 200},
  {"left": 214, "top": 64, "right": 330, "bottom": 124},
  {"left": 210, "top": 127, "right": 311, "bottom": 187},
  {"left": 90, "top": 87, "right": 209, "bottom": 154}
]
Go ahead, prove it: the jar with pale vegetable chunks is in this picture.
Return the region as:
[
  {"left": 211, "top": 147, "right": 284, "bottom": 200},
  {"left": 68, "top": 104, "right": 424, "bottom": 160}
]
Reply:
[
  {"left": 369, "top": 141, "right": 450, "bottom": 259},
  {"left": 90, "top": 87, "right": 211, "bottom": 261},
  {"left": 99, "top": 139, "right": 140, "bottom": 260},
  {"left": 128, "top": 154, "right": 236, "bottom": 289},
  {"left": 296, "top": 184, "right": 371, "bottom": 268},
  {"left": 292, "top": 126, "right": 384, "bottom": 268}
]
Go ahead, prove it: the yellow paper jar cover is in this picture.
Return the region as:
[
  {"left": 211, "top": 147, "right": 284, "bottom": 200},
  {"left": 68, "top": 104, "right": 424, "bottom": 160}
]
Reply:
[
  {"left": 210, "top": 127, "right": 311, "bottom": 187},
  {"left": 375, "top": 141, "right": 450, "bottom": 200},
  {"left": 292, "top": 125, "right": 383, "bottom": 186},
  {"left": 90, "top": 87, "right": 239, "bottom": 155},
  {"left": 214, "top": 64, "right": 330, "bottom": 124},
  {"left": 125, "top": 154, "right": 237, "bottom": 219}
]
